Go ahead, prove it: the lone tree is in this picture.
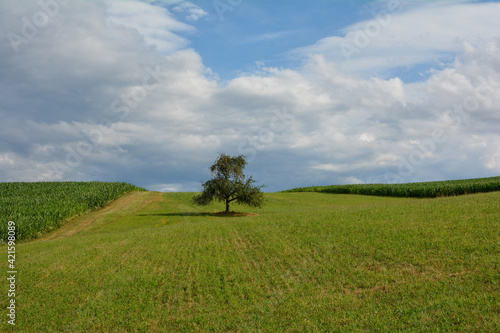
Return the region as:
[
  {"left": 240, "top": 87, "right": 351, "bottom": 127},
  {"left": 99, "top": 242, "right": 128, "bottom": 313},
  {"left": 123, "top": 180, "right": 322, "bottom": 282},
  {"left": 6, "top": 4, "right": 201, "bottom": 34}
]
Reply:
[{"left": 192, "top": 153, "right": 265, "bottom": 213}]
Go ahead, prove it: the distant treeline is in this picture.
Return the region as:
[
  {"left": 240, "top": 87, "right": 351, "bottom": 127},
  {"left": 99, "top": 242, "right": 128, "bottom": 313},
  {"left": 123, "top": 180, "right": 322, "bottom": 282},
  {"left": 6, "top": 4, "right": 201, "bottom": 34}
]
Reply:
[
  {"left": 284, "top": 176, "right": 500, "bottom": 198},
  {"left": 0, "top": 182, "right": 146, "bottom": 241}
]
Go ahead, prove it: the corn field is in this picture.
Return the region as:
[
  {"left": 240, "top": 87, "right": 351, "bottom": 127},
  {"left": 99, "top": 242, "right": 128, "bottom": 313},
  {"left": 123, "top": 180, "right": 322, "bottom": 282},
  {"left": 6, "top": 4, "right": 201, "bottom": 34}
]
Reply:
[
  {"left": 0, "top": 182, "right": 146, "bottom": 241},
  {"left": 284, "top": 176, "right": 500, "bottom": 198}
]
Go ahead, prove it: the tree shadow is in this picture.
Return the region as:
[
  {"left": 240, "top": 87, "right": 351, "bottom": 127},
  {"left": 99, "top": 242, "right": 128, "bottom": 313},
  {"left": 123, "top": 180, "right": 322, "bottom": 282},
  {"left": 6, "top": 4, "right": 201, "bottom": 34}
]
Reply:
[{"left": 138, "top": 212, "right": 258, "bottom": 218}]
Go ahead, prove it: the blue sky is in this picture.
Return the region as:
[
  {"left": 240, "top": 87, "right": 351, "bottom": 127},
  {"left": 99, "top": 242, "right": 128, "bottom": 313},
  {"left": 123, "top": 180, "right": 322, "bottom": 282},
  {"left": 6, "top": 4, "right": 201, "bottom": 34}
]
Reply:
[
  {"left": 189, "top": 0, "right": 362, "bottom": 80},
  {"left": 184, "top": 0, "right": 493, "bottom": 82},
  {"left": 1, "top": 0, "right": 500, "bottom": 192}
]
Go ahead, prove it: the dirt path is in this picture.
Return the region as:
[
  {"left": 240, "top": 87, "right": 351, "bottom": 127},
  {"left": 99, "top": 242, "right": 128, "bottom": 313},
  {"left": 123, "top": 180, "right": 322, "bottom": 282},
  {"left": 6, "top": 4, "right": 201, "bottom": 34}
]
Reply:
[{"left": 36, "top": 191, "right": 159, "bottom": 242}]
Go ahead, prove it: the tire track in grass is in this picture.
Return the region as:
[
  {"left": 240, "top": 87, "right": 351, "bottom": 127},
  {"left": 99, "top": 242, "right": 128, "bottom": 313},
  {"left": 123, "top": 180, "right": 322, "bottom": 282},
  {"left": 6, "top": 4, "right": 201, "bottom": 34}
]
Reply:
[
  {"left": 229, "top": 227, "right": 258, "bottom": 302},
  {"left": 231, "top": 228, "right": 254, "bottom": 276},
  {"left": 34, "top": 191, "right": 156, "bottom": 242}
]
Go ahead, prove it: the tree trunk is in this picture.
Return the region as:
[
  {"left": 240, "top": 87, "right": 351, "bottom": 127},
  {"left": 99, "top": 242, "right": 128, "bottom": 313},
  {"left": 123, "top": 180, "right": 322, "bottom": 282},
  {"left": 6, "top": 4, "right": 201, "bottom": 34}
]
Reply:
[{"left": 225, "top": 199, "right": 230, "bottom": 213}]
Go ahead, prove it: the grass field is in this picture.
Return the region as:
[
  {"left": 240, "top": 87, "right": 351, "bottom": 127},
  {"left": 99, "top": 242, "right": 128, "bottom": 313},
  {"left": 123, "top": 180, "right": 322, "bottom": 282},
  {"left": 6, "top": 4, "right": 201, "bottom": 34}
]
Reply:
[{"left": 2, "top": 190, "right": 499, "bottom": 331}]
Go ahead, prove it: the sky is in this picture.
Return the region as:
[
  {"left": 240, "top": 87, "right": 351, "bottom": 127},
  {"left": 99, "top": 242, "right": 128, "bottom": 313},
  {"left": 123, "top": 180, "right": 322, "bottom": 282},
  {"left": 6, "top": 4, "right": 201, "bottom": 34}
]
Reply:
[{"left": 1, "top": 0, "right": 499, "bottom": 192}]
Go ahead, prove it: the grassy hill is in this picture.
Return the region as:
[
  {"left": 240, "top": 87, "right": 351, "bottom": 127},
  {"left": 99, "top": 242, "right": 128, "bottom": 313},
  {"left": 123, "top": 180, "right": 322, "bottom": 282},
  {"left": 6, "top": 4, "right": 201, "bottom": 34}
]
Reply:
[{"left": 2, "top": 190, "right": 499, "bottom": 331}]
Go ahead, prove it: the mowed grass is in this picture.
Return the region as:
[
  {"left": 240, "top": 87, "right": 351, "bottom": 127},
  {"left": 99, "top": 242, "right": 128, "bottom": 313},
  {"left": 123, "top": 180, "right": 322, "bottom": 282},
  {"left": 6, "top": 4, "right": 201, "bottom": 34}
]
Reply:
[{"left": 2, "top": 191, "right": 500, "bottom": 331}]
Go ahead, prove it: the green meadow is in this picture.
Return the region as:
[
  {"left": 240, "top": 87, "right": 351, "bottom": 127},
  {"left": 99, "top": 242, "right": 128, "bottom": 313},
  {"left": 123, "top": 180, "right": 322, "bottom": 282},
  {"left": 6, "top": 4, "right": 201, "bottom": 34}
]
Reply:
[{"left": 2, "top": 189, "right": 499, "bottom": 331}]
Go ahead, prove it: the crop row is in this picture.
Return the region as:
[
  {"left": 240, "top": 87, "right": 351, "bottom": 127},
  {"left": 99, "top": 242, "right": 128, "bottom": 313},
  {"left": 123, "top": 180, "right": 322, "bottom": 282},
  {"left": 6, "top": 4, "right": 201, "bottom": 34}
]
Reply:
[
  {"left": 0, "top": 182, "right": 146, "bottom": 241},
  {"left": 284, "top": 176, "right": 500, "bottom": 198}
]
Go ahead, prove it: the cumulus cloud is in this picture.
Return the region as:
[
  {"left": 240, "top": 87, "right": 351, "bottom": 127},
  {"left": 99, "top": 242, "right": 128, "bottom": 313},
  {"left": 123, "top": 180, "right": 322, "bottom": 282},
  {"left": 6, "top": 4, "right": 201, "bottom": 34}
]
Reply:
[
  {"left": 292, "top": 2, "right": 500, "bottom": 78},
  {"left": 106, "top": 0, "right": 195, "bottom": 54},
  {"left": 0, "top": 0, "right": 499, "bottom": 192},
  {"left": 171, "top": 1, "right": 208, "bottom": 21}
]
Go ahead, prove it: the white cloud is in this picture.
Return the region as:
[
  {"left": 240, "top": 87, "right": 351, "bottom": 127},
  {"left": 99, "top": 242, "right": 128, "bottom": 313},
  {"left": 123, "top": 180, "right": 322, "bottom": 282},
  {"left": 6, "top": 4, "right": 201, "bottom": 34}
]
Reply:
[
  {"left": 148, "top": 183, "right": 182, "bottom": 192},
  {"left": 292, "top": 2, "right": 500, "bottom": 78},
  {"left": 0, "top": 153, "right": 15, "bottom": 167},
  {"left": 0, "top": 0, "right": 499, "bottom": 191},
  {"left": 106, "top": 0, "right": 194, "bottom": 54},
  {"left": 171, "top": 2, "right": 208, "bottom": 21},
  {"left": 244, "top": 31, "right": 293, "bottom": 44}
]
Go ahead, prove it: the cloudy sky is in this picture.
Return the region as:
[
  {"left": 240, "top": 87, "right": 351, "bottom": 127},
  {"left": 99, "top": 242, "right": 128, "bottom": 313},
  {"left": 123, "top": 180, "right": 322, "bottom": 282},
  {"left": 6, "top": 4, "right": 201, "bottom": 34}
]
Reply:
[{"left": 1, "top": 0, "right": 499, "bottom": 192}]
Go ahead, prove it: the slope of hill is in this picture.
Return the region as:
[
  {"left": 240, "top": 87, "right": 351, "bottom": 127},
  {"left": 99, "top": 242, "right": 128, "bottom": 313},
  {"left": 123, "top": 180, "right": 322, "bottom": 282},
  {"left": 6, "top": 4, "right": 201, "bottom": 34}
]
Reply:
[{"left": 2, "top": 191, "right": 499, "bottom": 331}]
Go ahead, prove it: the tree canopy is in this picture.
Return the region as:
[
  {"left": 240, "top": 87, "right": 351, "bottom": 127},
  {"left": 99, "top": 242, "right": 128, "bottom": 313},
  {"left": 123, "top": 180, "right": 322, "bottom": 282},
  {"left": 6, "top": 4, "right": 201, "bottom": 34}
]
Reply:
[{"left": 192, "top": 153, "right": 265, "bottom": 213}]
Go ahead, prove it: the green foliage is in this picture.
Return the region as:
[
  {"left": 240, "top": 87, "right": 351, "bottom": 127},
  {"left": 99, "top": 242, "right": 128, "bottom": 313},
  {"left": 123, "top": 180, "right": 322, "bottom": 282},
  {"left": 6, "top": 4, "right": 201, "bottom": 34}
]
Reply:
[
  {"left": 0, "top": 181, "right": 146, "bottom": 241},
  {"left": 193, "top": 153, "right": 265, "bottom": 212},
  {"left": 284, "top": 176, "right": 500, "bottom": 198}
]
